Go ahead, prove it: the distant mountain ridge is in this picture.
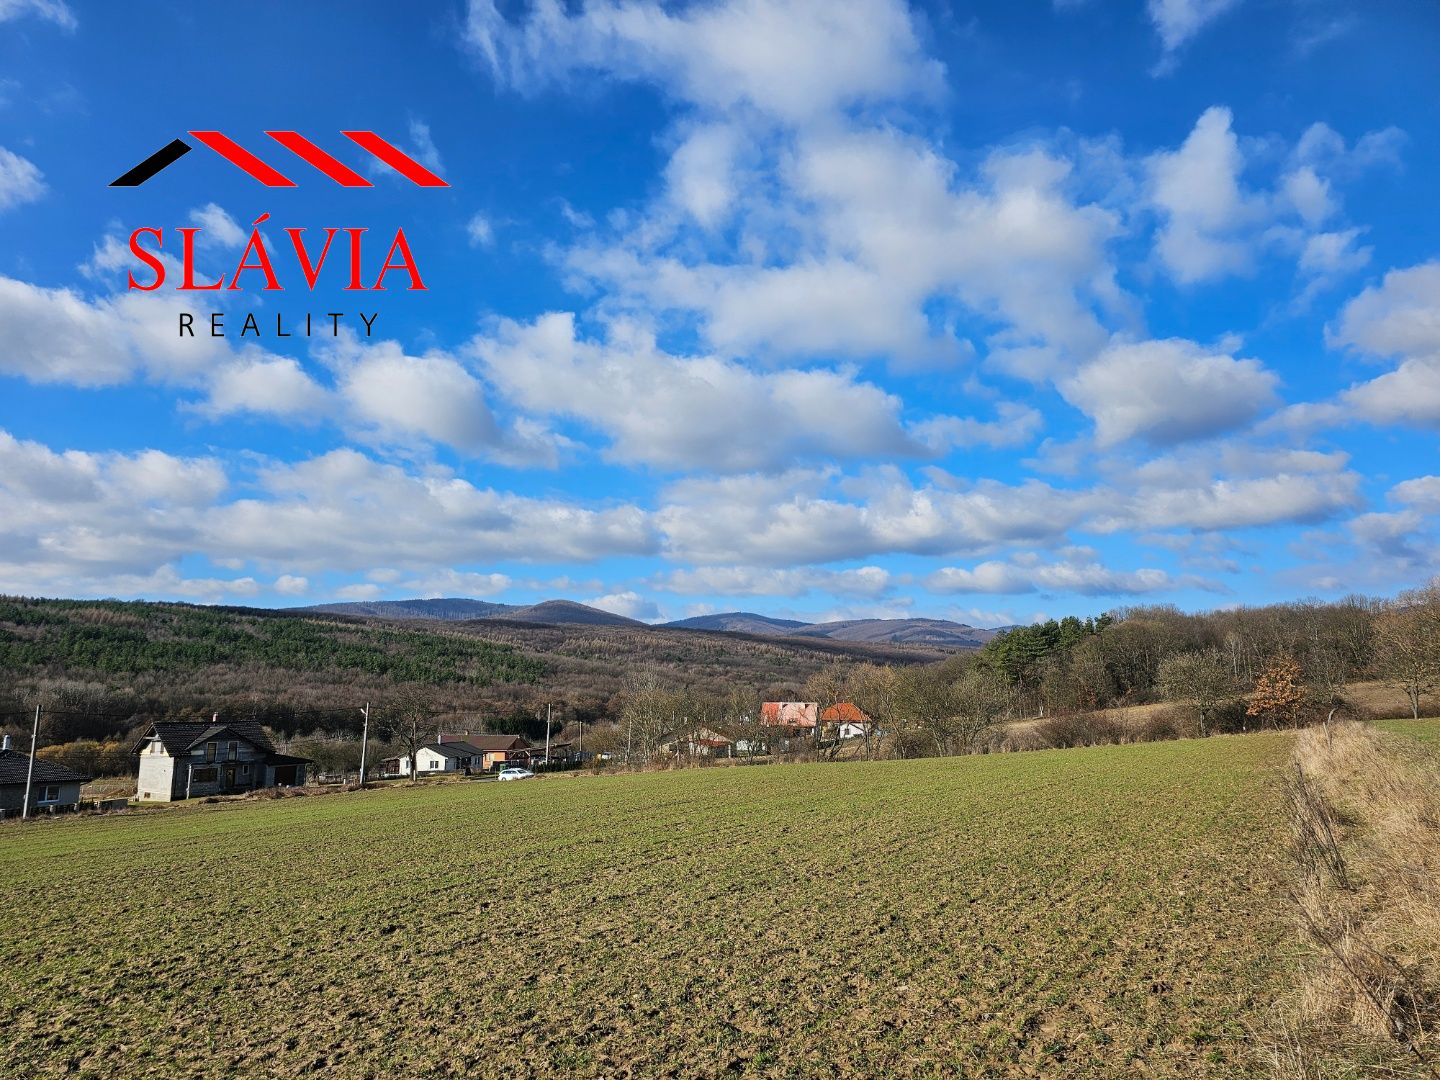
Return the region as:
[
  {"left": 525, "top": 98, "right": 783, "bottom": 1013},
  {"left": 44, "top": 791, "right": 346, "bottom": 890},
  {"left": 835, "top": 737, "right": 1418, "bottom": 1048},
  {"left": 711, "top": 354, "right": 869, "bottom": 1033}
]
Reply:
[
  {"left": 298, "top": 598, "right": 1000, "bottom": 648},
  {"left": 297, "top": 597, "right": 643, "bottom": 627}
]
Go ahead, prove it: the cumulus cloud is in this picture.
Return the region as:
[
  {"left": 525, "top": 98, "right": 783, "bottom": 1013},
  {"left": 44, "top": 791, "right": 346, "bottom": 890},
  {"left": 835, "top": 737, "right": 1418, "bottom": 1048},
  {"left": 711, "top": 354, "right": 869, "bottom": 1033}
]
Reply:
[
  {"left": 926, "top": 550, "right": 1194, "bottom": 596},
  {"left": 465, "top": 0, "right": 943, "bottom": 123},
  {"left": 1331, "top": 262, "right": 1440, "bottom": 428},
  {"left": 474, "top": 311, "right": 1017, "bottom": 471},
  {"left": 654, "top": 564, "right": 892, "bottom": 598},
  {"left": 1332, "top": 262, "right": 1440, "bottom": 360},
  {"left": 1063, "top": 338, "right": 1279, "bottom": 446},
  {"left": 1148, "top": 107, "right": 1262, "bottom": 282},
  {"left": 1147, "top": 110, "right": 1394, "bottom": 290},
  {"left": 0, "top": 430, "right": 658, "bottom": 599},
  {"left": 584, "top": 590, "right": 661, "bottom": 621},
  {"left": 0, "top": 145, "right": 44, "bottom": 211}
]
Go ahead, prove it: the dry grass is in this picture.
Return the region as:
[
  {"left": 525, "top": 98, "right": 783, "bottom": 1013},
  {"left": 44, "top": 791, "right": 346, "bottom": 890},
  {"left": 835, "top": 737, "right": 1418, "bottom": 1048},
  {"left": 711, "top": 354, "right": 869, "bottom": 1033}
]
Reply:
[{"left": 1267, "top": 719, "right": 1440, "bottom": 1078}]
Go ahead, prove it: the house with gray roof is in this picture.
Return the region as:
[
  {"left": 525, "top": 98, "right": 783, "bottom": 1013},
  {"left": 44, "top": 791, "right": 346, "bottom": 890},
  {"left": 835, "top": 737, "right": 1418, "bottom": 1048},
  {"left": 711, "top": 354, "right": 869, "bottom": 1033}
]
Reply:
[
  {"left": 0, "top": 734, "right": 93, "bottom": 816},
  {"left": 134, "top": 715, "right": 311, "bottom": 802}
]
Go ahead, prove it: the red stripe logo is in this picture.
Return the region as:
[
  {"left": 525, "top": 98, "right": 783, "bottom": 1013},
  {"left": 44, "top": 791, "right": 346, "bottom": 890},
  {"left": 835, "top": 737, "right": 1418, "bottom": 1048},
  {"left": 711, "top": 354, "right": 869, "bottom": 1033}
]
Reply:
[{"left": 110, "top": 132, "right": 449, "bottom": 188}]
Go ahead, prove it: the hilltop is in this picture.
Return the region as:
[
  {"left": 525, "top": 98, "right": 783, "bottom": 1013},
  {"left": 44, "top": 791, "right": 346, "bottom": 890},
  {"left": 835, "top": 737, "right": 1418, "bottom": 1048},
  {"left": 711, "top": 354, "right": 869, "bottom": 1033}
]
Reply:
[{"left": 301, "top": 597, "right": 1000, "bottom": 647}]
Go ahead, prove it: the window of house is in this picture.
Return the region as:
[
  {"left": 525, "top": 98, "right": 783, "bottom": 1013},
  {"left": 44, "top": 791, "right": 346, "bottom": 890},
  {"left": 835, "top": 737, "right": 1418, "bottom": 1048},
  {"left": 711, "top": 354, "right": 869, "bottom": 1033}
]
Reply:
[
  {"left": 205, "top": 742, "right": 217, "bottom": 762},
  {"left": 37, "top": 784, "right": 59, "bottom": 802},
  {"left": 226, "top": 741, "right": 238, "bottom": 761},
  {"left": 192, "top": 767, "right": 218, "bottom": 783}
]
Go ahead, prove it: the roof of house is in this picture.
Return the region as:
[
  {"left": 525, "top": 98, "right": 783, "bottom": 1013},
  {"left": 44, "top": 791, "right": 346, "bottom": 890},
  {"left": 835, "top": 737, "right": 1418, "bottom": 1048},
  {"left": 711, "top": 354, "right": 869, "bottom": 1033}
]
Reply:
[
  {"left": 760, "top": 701, "right": 819, "bottom": 727},
  {"left": 419, "top": 741, "right": 488, "bottom": 759},
  {"left": 436, "top": 734, "right": 531, "bottom": 752},
  {"left": 0, "top": 748, "right": 93, "bottom": 786},
  {"left": 136, "top": 720, "right": 276, "bottom": 756},
  {"left": 821, "top": 702, "right": 871, "bottom": 724}
]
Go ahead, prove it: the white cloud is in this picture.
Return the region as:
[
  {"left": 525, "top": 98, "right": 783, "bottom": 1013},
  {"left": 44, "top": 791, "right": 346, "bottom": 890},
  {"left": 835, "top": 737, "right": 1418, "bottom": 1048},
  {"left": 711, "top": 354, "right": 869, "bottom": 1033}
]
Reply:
[
  {"left": 466, "top": 0, "right": 943, "bottom": 123},
  {"left": 0, "top": 0, "right": 74, "bottom": 29},
  {"left": 187, "top": 204, "right": 246, "bottom": 248},
  {"left": 1063, "top": 338, "right": 1278, "bottom": 446},
  {"left": 400, "top": 570, "right": 512, "bottom": 597},
  {"left": 325, "top": 336, "right": 503, "bottom": 453},
  {"left": 467, "top": 213, "right": 495, "bottom": 247},
  {"left": 1392, "top": 476, "right": 1440, "bottom": 513},
  {"left": 584, "top": 590, "right": 660, "bottom": 621},
  {"left": 1147, "top": 0, "right": 1242, "bottom": 59},
  {"left": 336, "top": 583, "right": 383, "bottom": 601},
  {"left": 654, "top": 564, "right": 892, "bottom": 598},
  {"left": 1332, "top": 262, "right": 1440, "bottom": 360},
  {"left": 927, "top": 551, "right": 1191, "bottom": 596},
  {"left": 664, "top": 123, "right": 740, "bottom": 228},
  {"left": 0, "top": 430, "right": 659, "bottom": 599},
  {"left": 195, "top": 355, "right": 331, "bottom": 419},
  {"left": 1331, "top": 262, "right": 1440, "bottom": 428},
  {"left": 1148, "top": 107, "right": 1260, "bottom": 282},
  {"left": 475, "top": 311, "right": 970, "bottom": 471},
  {"left": 273, "top": 574, "right": 310, "bottom": 596},
  {"left": 0, "top": 145, "right": 44, "bottom": 211},
  {"left": 567, "top": 128, "right": 1124, "bottom": 371}
]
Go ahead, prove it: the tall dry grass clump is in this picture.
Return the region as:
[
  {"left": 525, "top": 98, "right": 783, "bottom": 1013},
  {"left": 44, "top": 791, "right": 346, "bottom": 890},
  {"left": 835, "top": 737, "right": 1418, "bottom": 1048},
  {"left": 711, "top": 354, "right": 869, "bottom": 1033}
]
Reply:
[{"left": 1268, "top": 721, "right": 1440, "bottom": 1078}]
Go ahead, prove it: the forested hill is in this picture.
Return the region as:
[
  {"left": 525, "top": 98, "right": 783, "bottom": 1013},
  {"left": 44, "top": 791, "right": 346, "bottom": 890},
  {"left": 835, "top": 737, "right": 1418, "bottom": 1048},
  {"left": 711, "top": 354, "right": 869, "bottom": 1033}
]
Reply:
[{"left": 0, "top": 597, "right": 944, "bottom": 745}]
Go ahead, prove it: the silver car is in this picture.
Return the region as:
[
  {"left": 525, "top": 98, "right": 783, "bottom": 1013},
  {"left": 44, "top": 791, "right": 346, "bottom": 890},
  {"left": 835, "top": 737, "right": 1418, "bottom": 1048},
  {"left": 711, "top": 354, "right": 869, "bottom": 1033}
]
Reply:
[{"left": 496, "top": 767, "right": 535, "bottom": 781}]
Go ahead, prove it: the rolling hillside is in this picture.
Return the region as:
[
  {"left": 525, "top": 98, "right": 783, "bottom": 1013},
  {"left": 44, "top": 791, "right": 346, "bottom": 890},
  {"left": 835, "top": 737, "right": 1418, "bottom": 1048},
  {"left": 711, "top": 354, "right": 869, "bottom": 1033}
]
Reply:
[{"left": 0, "top": 597, "right": 945, "bottom": 743}]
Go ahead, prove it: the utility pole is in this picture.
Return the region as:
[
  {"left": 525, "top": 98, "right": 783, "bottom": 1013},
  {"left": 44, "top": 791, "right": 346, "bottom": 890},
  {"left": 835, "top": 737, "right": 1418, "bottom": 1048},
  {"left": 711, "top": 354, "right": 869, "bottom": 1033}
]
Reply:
[
  {"left": 359, "top": 702, "right": 371, "bottom": 785},
  {"left": 544, "top": 702, "right": 552, "bottom": 767},
  {"left": 21, "top": 704, "right": 40, "bottom": 820}
]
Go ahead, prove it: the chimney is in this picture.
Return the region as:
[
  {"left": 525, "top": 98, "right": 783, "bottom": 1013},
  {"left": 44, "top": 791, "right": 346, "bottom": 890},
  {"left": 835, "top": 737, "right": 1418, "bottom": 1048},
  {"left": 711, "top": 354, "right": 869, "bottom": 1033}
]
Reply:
[
  {"left": 213, "top": 712, "right": 220, "bottom": 724},
  {"left": 1, "top": 734, "right": 10, "bottom": 752}
]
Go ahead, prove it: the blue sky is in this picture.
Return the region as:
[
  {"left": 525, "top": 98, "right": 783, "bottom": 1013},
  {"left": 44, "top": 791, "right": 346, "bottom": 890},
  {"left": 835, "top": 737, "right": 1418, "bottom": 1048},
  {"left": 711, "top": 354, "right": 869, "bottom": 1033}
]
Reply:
[{"left": 0, "top": 0, "right": 1437, "bottom": 626}]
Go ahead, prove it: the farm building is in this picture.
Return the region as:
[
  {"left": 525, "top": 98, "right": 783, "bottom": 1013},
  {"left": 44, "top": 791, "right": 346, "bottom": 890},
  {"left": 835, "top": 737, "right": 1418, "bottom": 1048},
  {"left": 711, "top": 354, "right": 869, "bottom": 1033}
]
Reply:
[
  {"left": 760, "top": 702, "right": 818, "bottom": 730},
  {"left": 133, "top": 717, "right": 311, "bottom": 802},
  {"left": 0, "top": 735, "right": 92, "bottom": 817},
  {"left": 657, "top": 727, "right": 735, "bottom": 757}
]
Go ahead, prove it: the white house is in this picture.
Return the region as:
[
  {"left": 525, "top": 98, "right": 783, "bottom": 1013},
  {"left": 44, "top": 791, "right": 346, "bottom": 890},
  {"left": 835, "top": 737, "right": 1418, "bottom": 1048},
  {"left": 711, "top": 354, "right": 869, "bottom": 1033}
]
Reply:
[{"left": 134, "top": 717, "right": 310, "bottom": 802}]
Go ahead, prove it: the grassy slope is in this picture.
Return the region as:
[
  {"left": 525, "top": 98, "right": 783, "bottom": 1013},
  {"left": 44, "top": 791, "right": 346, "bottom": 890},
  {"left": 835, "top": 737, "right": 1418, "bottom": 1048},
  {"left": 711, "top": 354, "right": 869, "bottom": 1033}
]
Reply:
[{"left": 0, "top": 733, "right": 1294, "bottom": 1079}]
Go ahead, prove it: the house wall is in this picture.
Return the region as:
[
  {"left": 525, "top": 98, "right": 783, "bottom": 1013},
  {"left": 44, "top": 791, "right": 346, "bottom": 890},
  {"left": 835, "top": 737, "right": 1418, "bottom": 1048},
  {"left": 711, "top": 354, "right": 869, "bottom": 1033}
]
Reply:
[
  {"left": 137, "top": 753, "right": 178, "bottom": 802},
  {"left": 0, "top": 780, "right": 85, "bottom": 815},
  {"left": 415, "top": 748, "right": 457, "bottom": 774}
]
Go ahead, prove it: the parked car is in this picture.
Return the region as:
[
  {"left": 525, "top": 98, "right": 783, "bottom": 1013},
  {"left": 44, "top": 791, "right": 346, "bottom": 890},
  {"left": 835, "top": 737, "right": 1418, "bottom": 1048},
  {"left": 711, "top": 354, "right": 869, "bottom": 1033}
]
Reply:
[{"left": 497, "top": 767, "right": 535, "bottom": 781}]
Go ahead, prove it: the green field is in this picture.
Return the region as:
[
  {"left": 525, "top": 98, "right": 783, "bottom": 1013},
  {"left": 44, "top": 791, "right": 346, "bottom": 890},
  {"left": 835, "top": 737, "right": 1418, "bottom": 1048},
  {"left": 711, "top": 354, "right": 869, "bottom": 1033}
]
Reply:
[
  {"left": 1376, "top": 716, "right": 1440, "bottom": 744},
  {"left": 1, "top": 734, "right": 1295, "bottom": 1078}
]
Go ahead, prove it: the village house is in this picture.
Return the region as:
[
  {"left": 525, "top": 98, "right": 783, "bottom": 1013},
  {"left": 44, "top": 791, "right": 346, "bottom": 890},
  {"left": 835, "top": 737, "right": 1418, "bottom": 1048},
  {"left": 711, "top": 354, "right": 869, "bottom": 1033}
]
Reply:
[
  {"left": 821, "top": 702, "right": 873, "bottom": 740},
  {"left": 438, "top": 733, "right": 536, "bottom": 771},
  {"left": 134, "top": 716, "right": 311, "bottom": 802},
  {"left": 382, "top": 734, "right": 535, "bottom": 777},
  {"left": 0, "top": 735, "right": 92, "bottom": 817}
]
